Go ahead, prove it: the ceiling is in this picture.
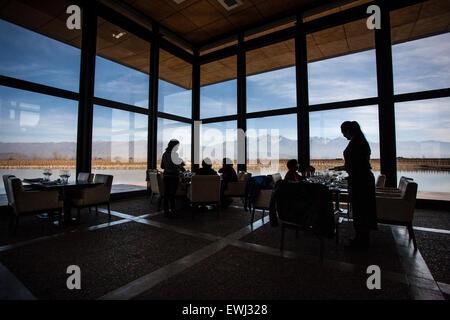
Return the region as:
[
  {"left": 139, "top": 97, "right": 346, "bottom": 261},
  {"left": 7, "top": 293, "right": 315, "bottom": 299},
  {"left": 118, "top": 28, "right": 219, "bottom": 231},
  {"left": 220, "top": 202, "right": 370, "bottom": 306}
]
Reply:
[
  {"left": 0, "top": 0, "right": 449, "bottom": 90},
  {"left": 122, "top": 0, "right": 329, "bottom": 46}
]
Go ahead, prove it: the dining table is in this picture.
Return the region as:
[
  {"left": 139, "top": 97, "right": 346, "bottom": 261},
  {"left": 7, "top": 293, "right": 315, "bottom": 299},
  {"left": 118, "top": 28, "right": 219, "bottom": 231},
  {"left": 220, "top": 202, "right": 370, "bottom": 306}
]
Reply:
[{"left": 23, "top": 179, "right": 103, "bottom": 224}]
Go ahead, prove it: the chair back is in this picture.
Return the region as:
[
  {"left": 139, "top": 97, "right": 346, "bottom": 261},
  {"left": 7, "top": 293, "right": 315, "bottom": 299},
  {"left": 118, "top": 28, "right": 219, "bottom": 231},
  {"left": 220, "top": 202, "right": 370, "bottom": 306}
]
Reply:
[
  {"left": 7, "top": 177, "right": 25, "bottom": 210},
  {"left": 376, "top": 174, "right": 386, "bottom": 188},
  {"left": 271, "top": 173, "right": 282, "bottom": 184},
  {"left": 3, "top": 175, "right": 15, "bottom": 205},
  {"left": 93, "top": 174, "right": 113, "bottom": 201},
  {"left": 77, "top": 172, "right": 94, "bottom": 183},
  {"left": 399, "top": 176, "right": 413, "bottom": 189},
  {"left": 190, "top": 175, "right": 221, "bottom": 202},
  {"left": 237, "top": 171, "right": 252, "bottom": 182},
  {"left": 149, "top": 171, "right": 164, "bottom": 196}
]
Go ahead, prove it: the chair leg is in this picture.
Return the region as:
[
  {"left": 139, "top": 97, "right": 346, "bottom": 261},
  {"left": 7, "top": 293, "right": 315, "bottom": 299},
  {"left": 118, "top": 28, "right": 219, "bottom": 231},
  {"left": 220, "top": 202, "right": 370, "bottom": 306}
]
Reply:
[
  {"left": 280, "top": 224, "right": 285, "bottom": 251},
  {"left": 150, "top": 192, "right": 154, "bottom": 204},
  {"left": 261, "top": 210, "right": 265, "bottom": 221},
  {"left": 251, "top": 208, "right": 255, "bottom": 224},
  {"left": 407, "top": 223, "right": 417, "bottom": 250},
  {"left": 95, "top": 206, "right": 98, "bottom": 216}
]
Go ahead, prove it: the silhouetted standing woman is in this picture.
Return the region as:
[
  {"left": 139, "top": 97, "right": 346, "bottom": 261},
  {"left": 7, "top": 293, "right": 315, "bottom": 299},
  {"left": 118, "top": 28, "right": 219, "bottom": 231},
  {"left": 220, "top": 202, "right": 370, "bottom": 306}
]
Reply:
[
  {"left": 341, "top": 121, "right": 377, "bottom": 249},
  {"left": 161, "top": 139, "right": 185, "bottom": 217}
]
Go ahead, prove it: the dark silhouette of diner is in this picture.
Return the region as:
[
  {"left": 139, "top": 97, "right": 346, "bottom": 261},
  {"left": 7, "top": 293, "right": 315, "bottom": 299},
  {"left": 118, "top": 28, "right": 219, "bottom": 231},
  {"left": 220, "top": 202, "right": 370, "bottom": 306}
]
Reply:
[
  {"left": 341, "top": 121, "right": 377, "bottom": 250},
  {"left": 195, "top": 158, "right": 218, "bottom": 176},
  {"left": 218, "top": 157, "right": 237, "bottom": 207},
  {"left": 284, "top": 159, "right": 303, "bottom": 182},
  {"left": 160, "top": 139, "right": 185, "bottom": 217}
]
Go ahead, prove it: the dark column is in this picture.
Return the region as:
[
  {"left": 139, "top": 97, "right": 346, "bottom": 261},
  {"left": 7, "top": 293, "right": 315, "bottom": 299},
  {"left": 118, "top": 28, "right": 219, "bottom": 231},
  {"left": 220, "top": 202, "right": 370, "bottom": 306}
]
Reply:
[
  {"left": 148, "top": 24, "right": 159, "bottom": 170},
  {"left": 295, "top": 18, "right": 310, "bottom": 171},
  {"left": 191, "top": 49, "right": 200, "bottom": 172},
  {"left": 76, "top": 5, "right": 97, "bottom": 176},
  {"left": 237, "top": 33, "right": 247, "bottom": 172},
  {"left": 375, "top": 2, "right": 397, "bottom": 187}
]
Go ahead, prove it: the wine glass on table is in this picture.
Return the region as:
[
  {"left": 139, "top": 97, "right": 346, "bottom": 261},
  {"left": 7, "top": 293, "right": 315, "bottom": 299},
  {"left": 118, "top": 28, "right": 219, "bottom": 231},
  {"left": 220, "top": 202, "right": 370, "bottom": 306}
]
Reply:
[
  {"left": 43, "top": 168, "right": 52, "bottom": 181},
  {"left": 59, "top": 170, "right": 70, "bottom": 184}
]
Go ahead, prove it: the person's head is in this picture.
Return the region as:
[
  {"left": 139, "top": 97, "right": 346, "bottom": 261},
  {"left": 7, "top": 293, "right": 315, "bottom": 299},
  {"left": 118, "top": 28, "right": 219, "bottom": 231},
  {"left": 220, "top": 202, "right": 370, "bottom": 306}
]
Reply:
[
  {"left": 287, "top": 159, "right": 299, "bottom": 172},
  {"left": 202, "top": 158, "right": 212, "bottom": 169},
  {"left": 166, "top": 139, "right": 180, "bottom": 152},
  {"left": 222, "top": 158, "right": 233, "bottom": 167},
  {"left": 341, "top": 121, "right": 363, "bottom": 141}
]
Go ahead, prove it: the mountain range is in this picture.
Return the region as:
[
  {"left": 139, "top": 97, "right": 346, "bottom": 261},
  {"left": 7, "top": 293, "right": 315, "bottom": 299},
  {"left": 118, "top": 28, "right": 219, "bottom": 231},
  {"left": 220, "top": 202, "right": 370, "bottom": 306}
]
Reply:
[{"left": 1, "top": 136, "right": 449, "bottom": 160}]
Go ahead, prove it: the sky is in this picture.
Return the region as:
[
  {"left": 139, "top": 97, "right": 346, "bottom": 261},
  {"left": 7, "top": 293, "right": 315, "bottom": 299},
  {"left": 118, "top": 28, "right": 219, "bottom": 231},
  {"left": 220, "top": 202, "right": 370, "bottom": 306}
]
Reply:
[{"left": 0, "top": 18, "right": 449, "bottom": 160}]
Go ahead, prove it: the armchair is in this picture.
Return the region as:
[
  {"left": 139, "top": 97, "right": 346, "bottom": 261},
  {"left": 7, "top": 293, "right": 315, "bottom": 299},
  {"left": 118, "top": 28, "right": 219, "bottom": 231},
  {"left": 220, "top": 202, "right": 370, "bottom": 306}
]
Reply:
[
  {"left": 223, "top": 171, "right": 251, "bottom": 197},
  {"left": 375, "top": 174, "right": 386, "bottom": 188},
  {"left": 148, "top": 171, "right": 186, "bottom": 210},
  {"left": 77, "top": 172, "right": 94, "bottom": 183},
  {"left": 251, "top": 189, "right": 272, "bottom": 224},
  {"left": 188, "top": 175, "right": 221, "bottom": 217},
  {"left": 376, "top": 179, "right": 418, "bottom": 249},
  {"left": 70, "top": 174, "right": 113, "bottom": 221},
  {"left": 5, "top": 177, "right": 63, "bottom": 232}
]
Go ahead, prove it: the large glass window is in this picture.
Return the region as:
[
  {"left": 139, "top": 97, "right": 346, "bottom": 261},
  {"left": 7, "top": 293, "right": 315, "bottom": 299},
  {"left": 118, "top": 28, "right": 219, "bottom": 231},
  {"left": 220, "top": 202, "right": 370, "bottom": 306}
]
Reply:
[
  {"left": 200, "top": 56, "right": 237, "bottom": 119},
  {"left": 246, "top": 40, "right": 296, "bottom": 113},
  {"left": 0, "top": 86, "right": 78, "bottom": 194},
  {"left": 247, "top": 114, "right": 297, "bottom": 176},
  {"left": 390, "top": 1, "right": 450, "bottom": 94},
  {"left": 200, "top": 121, "right": 237, "bottom": 171},
  {"left": 0, "top": 17, "right": 81, "bottom": 92},
  {"left": 307, "top": 19, "right": 377, "bottom": 105},
  {"left": 157, "top": 118, "right": 191, "bottom": 171},
  {"left": 395, "top": 98, "right": 450, "bottom": 195},
  {"left": 92, "top": 106, "right": 148, "bottom": 188},
  {"left": 158, "top": 49, "right": 192, "bottom": 118},
  {"left": 309, "top": 106, "right": 380, "bottom": 172},
  {"left": 95, "top": 18, "right": 150, "bottom": 107},
  {"left": 391, "top": 33, "right": 450, "bottom": 94}
]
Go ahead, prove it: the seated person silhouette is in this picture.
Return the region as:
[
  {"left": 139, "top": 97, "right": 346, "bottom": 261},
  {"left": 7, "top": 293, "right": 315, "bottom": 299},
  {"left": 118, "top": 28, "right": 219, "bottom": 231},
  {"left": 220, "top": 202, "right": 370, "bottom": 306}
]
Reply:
[
  {"left": 195, "top": 158, "right": 218, "bottom": 176},
  {"left": 284, "top": 159, "right": 303, "bottom": 182},
  {"left": 218, "top": 157, "right": 237, "bottom": 207}
]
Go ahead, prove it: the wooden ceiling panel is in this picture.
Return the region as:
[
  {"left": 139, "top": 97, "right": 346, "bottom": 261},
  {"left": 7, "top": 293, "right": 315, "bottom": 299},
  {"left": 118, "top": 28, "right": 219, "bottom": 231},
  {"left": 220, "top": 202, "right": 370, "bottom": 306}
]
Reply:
[
  {"left": 36, "top": 14, "right": 82, "bottom": 47},
  {"left": 411, "top": 14, "right": 450, "bottom": 38},
  {"left": 160, "top": 12, "right": 198, "bottom": 35},
  {"left": 131, "top": 0, "right": 176, "bottom": 22},
  {"left": 0, "top": 1, "right": 55, "bottom": 30},
  {"left": 312, "top": 25, "right": 346, "bottom": 45},
  {"left": 182, "top": 27, "right": 212, "bottom": 43},
  {"left": 390, "top": 0, "right": 450, "bottom": 45},
  {"left": 206, "top": 0, "right": 256, "bottom": 17},
  {"left": 347, "top": 33, "right": 374, "bottom": 52},
  {"left": 182, "top": 0, "right": 224, "bottom": 27},
  {"left": 227, "top": 6, "right": 264, "bottom": 28},
  {"left": 391, "top": 23, "right": 414, "bottom": 44},
  {"left": 200, "top": 18, "right": 235, "bottom": 39},
  {"left": 318, "top": 39, "right": 349, "bottom": 57},
  {"left": 389, "top": 3, "right": 421, "bottom": 28},
  {"left": 118, "top": 35, "right": 149, "bottom": 55},
  {"left": 254, "top": 0, "right": 298, "bottom": 18}
]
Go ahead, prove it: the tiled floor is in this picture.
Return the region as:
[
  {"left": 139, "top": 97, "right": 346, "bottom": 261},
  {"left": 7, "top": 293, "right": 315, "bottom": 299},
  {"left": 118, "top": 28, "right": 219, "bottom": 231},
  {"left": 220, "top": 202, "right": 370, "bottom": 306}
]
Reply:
[{"left": 0, "top": 195, "right": 448, "bottom": 300}]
